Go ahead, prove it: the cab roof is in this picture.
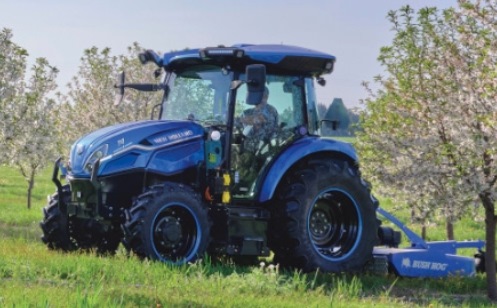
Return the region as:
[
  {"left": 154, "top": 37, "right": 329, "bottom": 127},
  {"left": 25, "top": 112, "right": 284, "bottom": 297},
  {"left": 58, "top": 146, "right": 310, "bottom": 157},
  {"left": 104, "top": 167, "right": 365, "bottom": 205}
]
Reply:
[{"left": 160, "top": 44, "right": 336, "bottom": 76}]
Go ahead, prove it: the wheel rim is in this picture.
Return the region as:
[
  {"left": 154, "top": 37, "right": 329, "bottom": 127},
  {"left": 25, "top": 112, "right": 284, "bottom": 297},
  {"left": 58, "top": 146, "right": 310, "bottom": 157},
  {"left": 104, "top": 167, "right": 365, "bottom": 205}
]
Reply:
[
  {"left": 151, "top": 204, "right": 201, "bottom": 263},
  {"left": 308, "top": 189, "right": 362, "bottom": 261}
]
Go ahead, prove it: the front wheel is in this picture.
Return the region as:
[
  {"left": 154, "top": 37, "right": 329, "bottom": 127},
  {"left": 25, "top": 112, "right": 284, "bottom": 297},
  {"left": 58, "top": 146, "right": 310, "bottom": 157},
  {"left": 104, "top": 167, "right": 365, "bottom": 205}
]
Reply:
[
  {"left": 122, "top": 182, "right": 211, "bottom": 264},
  {"left": 269, "top": 158, "right": 379, "bottom": 273},
  {"left": 40, "top": 185, "right": 76, "bottom": 251},
  {"left": 40, "top": 185, "right": 122, "bottom": 255}
]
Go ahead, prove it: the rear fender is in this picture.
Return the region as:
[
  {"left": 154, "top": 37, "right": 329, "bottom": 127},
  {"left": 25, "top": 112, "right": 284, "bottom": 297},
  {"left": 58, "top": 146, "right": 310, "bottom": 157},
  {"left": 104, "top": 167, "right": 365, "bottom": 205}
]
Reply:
[{"left": 257, "top": 137, "right": 358, "bottom": 203}]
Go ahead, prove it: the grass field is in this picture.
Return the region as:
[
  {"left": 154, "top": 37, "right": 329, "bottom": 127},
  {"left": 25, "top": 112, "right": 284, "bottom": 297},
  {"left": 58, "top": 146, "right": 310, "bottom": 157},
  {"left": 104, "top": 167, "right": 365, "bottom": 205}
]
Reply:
[{"left": 0, "top": 165, "right": 493, "bottom": 306}]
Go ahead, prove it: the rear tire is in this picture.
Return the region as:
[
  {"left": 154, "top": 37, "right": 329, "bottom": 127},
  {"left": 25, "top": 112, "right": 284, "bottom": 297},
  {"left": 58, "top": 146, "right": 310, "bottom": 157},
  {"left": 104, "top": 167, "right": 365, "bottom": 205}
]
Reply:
[
  {"left": 122, "top": 182, "right": 211, "bottom": 264},
  {"left": 268, "top": 158, "right": 379, "bottom": 273}
]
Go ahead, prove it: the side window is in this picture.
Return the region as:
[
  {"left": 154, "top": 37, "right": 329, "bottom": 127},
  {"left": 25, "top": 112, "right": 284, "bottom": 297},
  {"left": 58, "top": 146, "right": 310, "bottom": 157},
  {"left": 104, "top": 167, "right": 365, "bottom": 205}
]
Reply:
[
  {"left": 235, "top": 77, "right": 305, "bottom": 131},
  {"left": 267, "top": 81, "right": 294, "bottom": 129}
]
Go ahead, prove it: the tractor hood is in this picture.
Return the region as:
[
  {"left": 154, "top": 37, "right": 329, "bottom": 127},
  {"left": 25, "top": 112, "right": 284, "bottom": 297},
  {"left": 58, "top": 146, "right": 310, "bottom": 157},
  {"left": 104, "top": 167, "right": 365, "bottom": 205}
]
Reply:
[{"left": 69, "top": 120, "right": 204, "bottom": 177}]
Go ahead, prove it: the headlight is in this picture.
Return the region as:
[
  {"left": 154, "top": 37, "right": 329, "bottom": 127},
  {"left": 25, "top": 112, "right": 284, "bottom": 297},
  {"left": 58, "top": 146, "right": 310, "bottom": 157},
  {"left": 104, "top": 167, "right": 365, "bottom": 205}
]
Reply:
[{"left": 83, "top": 144, "right": 109, "bottom": 174}]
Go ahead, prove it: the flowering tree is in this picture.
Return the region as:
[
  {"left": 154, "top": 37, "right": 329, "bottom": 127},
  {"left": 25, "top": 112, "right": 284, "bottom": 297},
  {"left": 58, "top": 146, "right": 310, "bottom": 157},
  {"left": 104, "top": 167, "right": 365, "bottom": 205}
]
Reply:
[
  {"left": 446, "top": 0, "right": 497, "bottom": 300},
  {"left": 1, "top": 28, "right": 62, "bottom": 208},
  {"left": 357, "top": 1, "right": 497, "bottom": 300},
  {"left": 58, "top": 43, "right": 162, "bottom": 145},
  {"left": 0, "top": 28, "right": 27, "bottom": 164},
  {"left": 10, "top": 58, "right": 62, "bottom": 209},
  {"left": 358, "top": 6, "right": 471, "bottom": 240}
]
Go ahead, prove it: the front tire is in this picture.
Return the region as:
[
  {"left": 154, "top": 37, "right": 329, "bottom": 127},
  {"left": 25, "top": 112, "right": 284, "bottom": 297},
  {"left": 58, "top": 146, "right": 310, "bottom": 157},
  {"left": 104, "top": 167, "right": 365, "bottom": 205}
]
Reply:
[
  {"left": 269, "top": 158, "right": 379, "bottom": 273},
  {"left": 40, "top": 185, "right": 76, "bottom": 251},
  {"left": 122, "top": 182, "right": 211, "bottom": 264},
  {"left": 40, "top": 185, "right": 122, "bottom": 255}
]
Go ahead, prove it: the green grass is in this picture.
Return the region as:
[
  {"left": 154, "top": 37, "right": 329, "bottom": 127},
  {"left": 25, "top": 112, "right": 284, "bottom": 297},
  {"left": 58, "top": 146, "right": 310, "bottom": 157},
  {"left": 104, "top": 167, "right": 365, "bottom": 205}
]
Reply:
[
  {"left": 0, "top": 165, "right": 494, "bottom": 306},
  {"left": 324, "top": 136, "right": 356, "bottom": 144},
  {"left": 0, "top": 166, "right": 56, "bottom": 241}
]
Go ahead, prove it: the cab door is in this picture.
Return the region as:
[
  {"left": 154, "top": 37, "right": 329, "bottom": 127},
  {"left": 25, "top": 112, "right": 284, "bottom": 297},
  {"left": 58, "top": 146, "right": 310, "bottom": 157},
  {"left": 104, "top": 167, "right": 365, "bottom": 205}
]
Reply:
[{"left": 231, "top": 76, "right": 306, "bottom": 198}]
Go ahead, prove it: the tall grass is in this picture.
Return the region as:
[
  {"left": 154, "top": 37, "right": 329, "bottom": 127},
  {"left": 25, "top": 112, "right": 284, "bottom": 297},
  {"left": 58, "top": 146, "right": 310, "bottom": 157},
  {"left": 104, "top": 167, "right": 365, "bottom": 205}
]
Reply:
[{"left": 0, "top": 165, "right": 493, "bottom": 306}]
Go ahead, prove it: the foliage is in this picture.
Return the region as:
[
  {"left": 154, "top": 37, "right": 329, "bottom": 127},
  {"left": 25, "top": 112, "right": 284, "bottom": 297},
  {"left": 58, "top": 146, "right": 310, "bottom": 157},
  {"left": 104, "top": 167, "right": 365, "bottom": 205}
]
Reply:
[
  {"left": 347, "top": 107, "right": 362, "bottom": 135},
  {"left": 0, "top": 28, "right": 28, "bottom": 165},
  {"left": 0, "top": 28, "right": 61, "bottom": 209},
  {"left": 10, "top": 58, "right": 61, "bottom": 209},
  {"left": 58, "top": 42, "right": 163, "bottom": 145},
  {"left": 357, "top": 1, "right": 497, "bottom": 300}
]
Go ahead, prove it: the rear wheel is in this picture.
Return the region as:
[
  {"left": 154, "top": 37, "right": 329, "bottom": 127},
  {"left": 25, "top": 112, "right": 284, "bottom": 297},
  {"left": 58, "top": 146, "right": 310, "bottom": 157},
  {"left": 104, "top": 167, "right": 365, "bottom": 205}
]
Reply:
[
  {"left": 122, "top": 182, "right": 211, "bottom": 264},
  {"left": 269, "top": 158, "right": 379, "bottom": 272}
]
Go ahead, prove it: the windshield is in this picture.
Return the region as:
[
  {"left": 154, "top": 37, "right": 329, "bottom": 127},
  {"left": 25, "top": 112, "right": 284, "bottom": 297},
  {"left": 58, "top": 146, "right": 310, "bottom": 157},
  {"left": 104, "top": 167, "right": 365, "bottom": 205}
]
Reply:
[{"left": 161, "top": 65, "right": 232, "bottom": 125}]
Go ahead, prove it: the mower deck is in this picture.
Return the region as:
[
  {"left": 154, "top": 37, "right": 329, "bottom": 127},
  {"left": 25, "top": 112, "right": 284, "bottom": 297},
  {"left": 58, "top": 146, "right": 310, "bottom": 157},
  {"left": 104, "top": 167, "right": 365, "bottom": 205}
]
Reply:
[{"left": 374, "top": 207, "right": 485, "bottom": 277}]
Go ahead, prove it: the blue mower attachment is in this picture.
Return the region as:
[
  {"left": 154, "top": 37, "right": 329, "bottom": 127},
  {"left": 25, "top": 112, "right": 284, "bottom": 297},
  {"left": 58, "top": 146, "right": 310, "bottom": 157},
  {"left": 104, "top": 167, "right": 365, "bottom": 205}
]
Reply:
[{"left": 373, "top": 207, "right": 485, "bottom": 278}]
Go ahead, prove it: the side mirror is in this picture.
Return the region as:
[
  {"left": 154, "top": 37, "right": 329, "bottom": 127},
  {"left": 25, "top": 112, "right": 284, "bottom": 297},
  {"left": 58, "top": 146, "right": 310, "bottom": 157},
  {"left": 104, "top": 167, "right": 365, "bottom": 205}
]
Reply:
[
  {"left": 245, "top": 64, "right": 266, "bottom": 105},
  {"left": 138, "top": 49, "right": 161, "bottom": 66},
  {"left": 114, "top": 71, "right": 126, "bottom": 106}
]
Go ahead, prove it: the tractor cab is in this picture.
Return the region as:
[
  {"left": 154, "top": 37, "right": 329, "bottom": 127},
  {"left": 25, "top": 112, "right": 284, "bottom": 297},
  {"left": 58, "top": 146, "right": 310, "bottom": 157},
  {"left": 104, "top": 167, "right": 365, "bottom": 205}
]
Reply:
[{"left": 132, "top": 45, "right": 335, "bottom": 200}]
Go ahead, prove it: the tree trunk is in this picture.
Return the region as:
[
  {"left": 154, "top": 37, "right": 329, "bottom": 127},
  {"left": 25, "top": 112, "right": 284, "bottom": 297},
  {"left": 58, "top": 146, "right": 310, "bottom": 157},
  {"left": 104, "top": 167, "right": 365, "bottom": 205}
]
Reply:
[
  {"left": 481, "top": 193, "right": 497, "bottom": 301},
  {"left": 421, "top": 225, "right": 427, "bottom": 240},
  {"left": 446, "top": 220, "right": 454, "bottom": 241},
  {"left": 27, "top": 170, "right": 35, "bottom": 210}
]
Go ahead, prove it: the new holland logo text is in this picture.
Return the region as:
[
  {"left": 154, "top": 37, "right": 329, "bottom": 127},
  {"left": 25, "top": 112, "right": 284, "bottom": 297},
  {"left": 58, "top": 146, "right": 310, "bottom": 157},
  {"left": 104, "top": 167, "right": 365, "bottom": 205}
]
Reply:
[{"left": 153, "top": 130, "right": 194, "bottom": 144}]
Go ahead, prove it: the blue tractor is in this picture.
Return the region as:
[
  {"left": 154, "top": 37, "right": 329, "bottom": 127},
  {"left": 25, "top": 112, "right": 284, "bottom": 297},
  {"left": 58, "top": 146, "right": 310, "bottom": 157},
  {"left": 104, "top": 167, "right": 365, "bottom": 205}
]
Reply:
[{"left": 40, "top": 44, "right": 381, "bottom": 272}]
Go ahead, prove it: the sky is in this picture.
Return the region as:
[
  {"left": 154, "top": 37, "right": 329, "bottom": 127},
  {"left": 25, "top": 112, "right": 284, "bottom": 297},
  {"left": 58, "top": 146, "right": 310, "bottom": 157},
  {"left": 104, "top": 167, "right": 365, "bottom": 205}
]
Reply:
[{"left": 1, "top": 0, "right": 457, "bottom": 108}]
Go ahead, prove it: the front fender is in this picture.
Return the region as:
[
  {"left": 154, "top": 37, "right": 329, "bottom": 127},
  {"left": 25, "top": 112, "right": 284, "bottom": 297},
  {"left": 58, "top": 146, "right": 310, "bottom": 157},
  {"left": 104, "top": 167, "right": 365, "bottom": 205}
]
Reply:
[{"left": 257, "top": 136, "right": 358, "bottom": 203}]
